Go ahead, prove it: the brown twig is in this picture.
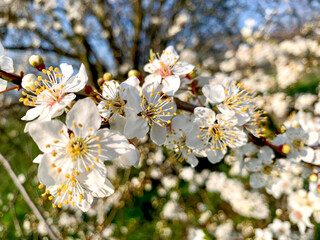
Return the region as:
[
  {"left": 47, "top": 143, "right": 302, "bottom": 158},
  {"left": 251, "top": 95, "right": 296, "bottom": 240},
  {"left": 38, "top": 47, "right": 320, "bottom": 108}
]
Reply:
[
  {"left": 174, "top": 97, "right": 197, "bottom": 113},
  {"left": 0, "top": 70, "right": 24, "bottom": 87}
]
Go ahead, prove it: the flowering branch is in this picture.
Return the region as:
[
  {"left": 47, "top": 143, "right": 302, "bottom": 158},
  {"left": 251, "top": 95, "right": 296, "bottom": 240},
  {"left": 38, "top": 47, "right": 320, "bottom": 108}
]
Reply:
[{"left": 0, "top": 154, "right": 61, "bottom": 240}]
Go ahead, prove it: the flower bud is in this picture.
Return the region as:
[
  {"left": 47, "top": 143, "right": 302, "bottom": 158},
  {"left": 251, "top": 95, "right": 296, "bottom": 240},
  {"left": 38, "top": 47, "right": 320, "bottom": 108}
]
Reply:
[
  {"left": 128, "top": 69, "right": 140, "bottom": 78},
  {"left": 103, "top": 72, "right": 113, "bottom": 81},
  {"left": 282, "top": 144, "right": 290, "bottom": 154},
  {"left": 97, "top": 78, "right": 105, "bottom": 87},
  {"left": 22, "top": 73, "right": 37, "bottom": 90},
  {"left": 309, "top": 173, "right": 318, "bottom": 182},
  {"left": 188, "top": 70, "right": 198, "bottom": 79},
  {"left": 29, "top": 55, "right": 45, "bottom": 71}
]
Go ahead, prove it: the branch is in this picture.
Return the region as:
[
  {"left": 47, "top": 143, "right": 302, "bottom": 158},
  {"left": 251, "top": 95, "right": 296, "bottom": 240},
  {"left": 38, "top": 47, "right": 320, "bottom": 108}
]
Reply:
[
  {"left": 0, "top": 154, "right": 61, "bottom": 240},
  {"left": 0, "top": 69, "right": 23, "bottom": 87},
  {"left": 174, "top": 97, "right": 197, "bottom": 112}
]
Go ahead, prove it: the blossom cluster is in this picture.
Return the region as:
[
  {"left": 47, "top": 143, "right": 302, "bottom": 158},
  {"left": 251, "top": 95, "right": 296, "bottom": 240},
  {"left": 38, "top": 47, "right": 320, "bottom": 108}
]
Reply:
[{"left": 2, "top": 38, "right": 320, "bottom": 239}]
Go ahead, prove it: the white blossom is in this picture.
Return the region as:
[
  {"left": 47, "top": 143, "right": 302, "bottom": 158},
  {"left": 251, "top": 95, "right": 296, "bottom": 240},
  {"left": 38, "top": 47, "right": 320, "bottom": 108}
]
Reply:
[
  {"left": 20, "top": 64, "right": 88, "bottom": 122},
  {"left": 144, "top": 46, "right": 194, "bottom": 96}
]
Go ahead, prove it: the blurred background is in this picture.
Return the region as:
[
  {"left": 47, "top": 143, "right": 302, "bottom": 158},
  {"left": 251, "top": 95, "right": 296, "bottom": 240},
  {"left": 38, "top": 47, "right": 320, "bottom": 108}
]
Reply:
[{"left": 1, "top": 0, "right": 320, "bottom": 239}]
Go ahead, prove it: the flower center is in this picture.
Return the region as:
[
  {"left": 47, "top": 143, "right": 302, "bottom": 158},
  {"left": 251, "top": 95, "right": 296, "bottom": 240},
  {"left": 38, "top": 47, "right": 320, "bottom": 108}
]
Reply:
[
  {"left": 262, "top": 165, "right": 272, "bottom": 175},
  {"left": 208, "top": 124, "right": 224, "bottom": 140},
  {"left": 159, "top": 64, "right": 172, "bottom": 78},
  {"left": 292, "top": 138, "right": 305, "bottom": 151},
  {"left": 66, "top": 138, "right": 88, "bottom": 161}
]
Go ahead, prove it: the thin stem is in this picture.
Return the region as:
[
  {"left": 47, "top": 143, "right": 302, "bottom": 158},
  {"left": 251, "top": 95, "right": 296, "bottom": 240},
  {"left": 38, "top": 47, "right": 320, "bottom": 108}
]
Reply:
[
  {"left": 0, "top": 85, "right": 20, "bottom": 94},
  {"left": 191, "top": 81, "right": 203, "bottom": 106},
  {"left": 0, "top": 154, "right": 61, "bottom": 240}
]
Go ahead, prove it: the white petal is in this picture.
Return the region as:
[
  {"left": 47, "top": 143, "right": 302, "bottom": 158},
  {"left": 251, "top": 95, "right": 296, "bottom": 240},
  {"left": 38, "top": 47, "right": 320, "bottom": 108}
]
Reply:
[
  {"left": 245, "top": 158, "right": 263, "bottom": 172},
  {"left": 161, "top": 46, "right": 179, "bottom": 64},
  {"left": 21, "top": 106, "right": 45, "bottom": 121},
  {"left": 0, "top": 42, "right": 3, "bottom": 55},
  {"left": 306, "top": 132, "right": 319, "bottom": 146},
  {"left": 235, "top": 112, "right": 251, "bottom": 125},
  {"left": 227, "top": 128, "right": 248, "bottom": 148},
  {"left": 250, "top": 173, "right": 265, "bottom": 188},
  {"left": 144, "top": 62, "right": 158, "bottom": 73},
  {"left": 91, "top": 178, "right": 114, "bottom": 198},
  {"left": 38, "top": 154, "right": 65, "bottom": 186},
  {"left": 143, "top": 73, "right": 161, "bottom": 86},
  {"left": 172, "top": 62, "right": 194, "bottom": 75},
  {"left": 258, "top": 146, "right": 274, "bottom": 165},
  {"left": 78, "top": 167, "right": 107, "bottom": 192},
  {"left": 120, "top": 76, "right": 140, "bottom": 100},
  {"left": 202, "top": 84, "right": 225, "bottom": 104},
  {"left": 125, "top": 92, "right": 143, "bottom": 114},
  {"left": 66, "top": 98, "right": 101, "bottom": 138},
  {"left": 186, "top": 128, "right": 206, "bottom": 149},
  {"left": 97, "top": 101, "right": 112, "bottom": 119},
  {"left": 300, "top": 147, "right": 315, "bottom": 162},
  {"left": 33, "top": 154, "right": 44, "bottom": 164},
  {"left": 114, "top": 144, "right": 140, "bottom": 168},
  {"left": 184, "top": 152, "right": 199, "bottom": 167},
  {"left": 206, "top": 149, "right": 225, "bottom": 164},
  {"left": 162, "top": 75, "right": 180, "bottom": 96},
  {"left": 59, "top": 63, "right": 74, "bottom": 81},
  {"left": 273, "top": 134, "right": 286, "bottom": 146},
  {"left": 63, "top": 64, "right": 88, "bottom": 92},
  {"left": 109, "top": 114, "right": 127, "bottom": 134},
  {"left": 194, "top": 107, "right": 215, "bottom": 127},
  {"left": 171, "top": 114, "right": 193, "bottom": 134},
  {"left": 77, "top": 194, "right": 93, "bottom": 212},
  {"left": 150, "top": 124, "right": 167, "bottom": 145},
  {"left": 124, "top": 116, "right": 149, "bottom": 139},
  {"left": 101, "top": 80, "right": 119, "bottom": 99},
  {"left": 28, "top": 120, "right": 69, "bottom": 153},
  {"left": 94, "top": 128, "right": 132, "bottom": 160},
  {"left": 0, "top": 56, "right": 14, "bottom": 72},
  {"left": 0, "top": 79, "right": 7, "bottom": 91}
]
